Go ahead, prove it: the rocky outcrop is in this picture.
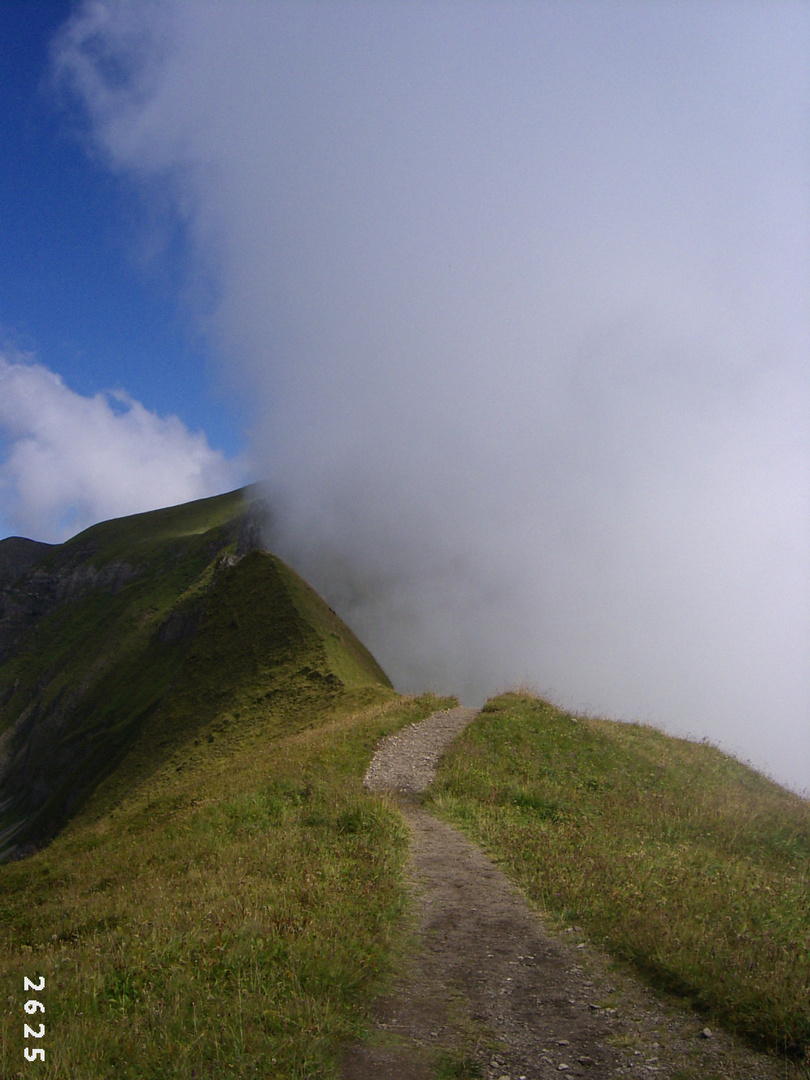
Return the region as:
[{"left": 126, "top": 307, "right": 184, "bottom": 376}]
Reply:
[
  {"left": 0, "top": 552, "right": 139, "bottom": 664},
  {"left": 0, "top": 499, "right": 269, "bottom": 668},
  {"left": 236, "top": 500, "right": 271, "bottom": 557}
]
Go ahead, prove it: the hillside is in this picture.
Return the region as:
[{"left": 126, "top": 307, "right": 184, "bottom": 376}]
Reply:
[
  {"left": 430, "top": 692, "right": 810, "bottom": 1063},
  {"left": 0, "top": 493, "right": 807, "bottom": 1077},
  {"left": 0, "top": 486, "right": 392, "bottom": 862}
]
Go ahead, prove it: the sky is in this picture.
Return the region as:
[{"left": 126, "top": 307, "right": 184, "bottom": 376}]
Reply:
[{"left": 0, "top": 1, "right": 808, "bottom": 793}]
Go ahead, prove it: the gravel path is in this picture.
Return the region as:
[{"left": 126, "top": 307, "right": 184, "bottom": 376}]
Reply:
[
  {"left": 362, "top": 706, "right": 481, "bottom": 797},
  {"left": 342, "top": 706, "right": 798, "bottom": 1080}
]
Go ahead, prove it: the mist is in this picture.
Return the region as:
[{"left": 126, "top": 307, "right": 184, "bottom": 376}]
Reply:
[{"left": 54, "top": 1, "right": 809, "bottom": 792}]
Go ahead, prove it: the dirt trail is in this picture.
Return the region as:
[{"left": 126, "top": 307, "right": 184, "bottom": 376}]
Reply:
[{"left": 341, "top": 706, "right": 794, "bottom": 1080}]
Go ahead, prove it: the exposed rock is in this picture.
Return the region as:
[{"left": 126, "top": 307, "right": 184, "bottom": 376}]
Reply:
[
  {"left": 236, "top": 502, "right": 270, "bottom": 557},
  {"left": 0, "top": 554, "right": 138, "bottom": 663},
  {"left": 0, "top": 490, "right": 278, "bottom": 863}
]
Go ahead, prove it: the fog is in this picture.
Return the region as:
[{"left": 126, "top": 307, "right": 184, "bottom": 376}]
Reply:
[{"left": 54, "top": 1, "right": 809, "bottom": 792}]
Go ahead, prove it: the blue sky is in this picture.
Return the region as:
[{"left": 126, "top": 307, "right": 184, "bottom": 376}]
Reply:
[
  {"left": 0, "top": 0, "right": 247, "bottom": 541},
  {"left": 0, "top": 1, "right": 808, "bottom": 791},
  {"left": 0, "top": 0, "right": 241, "bottom": 442}
]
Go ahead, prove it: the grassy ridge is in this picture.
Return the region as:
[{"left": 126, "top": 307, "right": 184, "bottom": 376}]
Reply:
[
  {"left": 49, "top": 487, "right": 255, "bottom": 567},
  {"left": 0, "top": 487, "right": 393, "bottom": 856},
  {"left": 0, "top": 488, "right": 259, "bottom": 748},
  {"left": 5, "top": 488, "right": 807, "bottom": 1073},
  {"left": 1, "top": 692, "right": 454, "bottom": 1079},
  {"left": 429, "top": 692, "right": 810, "bottom": 1060},
  {"left": 0, "top": 490, "right": 256, "bottom": 854}
]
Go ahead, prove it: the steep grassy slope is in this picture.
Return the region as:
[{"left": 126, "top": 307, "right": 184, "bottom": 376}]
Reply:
[
  {"left": 5, "top": 492, "right": 806, "bottom": 1074},
  {"left": 0, "top": 486, "right": 460, "bottom": 1078},
  {"left": 0, "top": 688, "right": 454, "bottom": 1079},
  {"left": 430, "top": 692, "right": 810, "bottom": 1061},
  {"left": 0, "top": 487, "right": 392, "bottom": 860}
]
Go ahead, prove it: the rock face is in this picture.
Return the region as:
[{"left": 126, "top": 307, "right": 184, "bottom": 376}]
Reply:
[
  {"left": 0, "top": 549, "right": 138, "bottom": 664},
  {"left": 0, "top": 539, "right": 146, "bottom": 860}
]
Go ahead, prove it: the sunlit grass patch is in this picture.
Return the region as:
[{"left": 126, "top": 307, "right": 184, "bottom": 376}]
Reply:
[
  {"left": 1, "top": 693, "right": 454, "bottom": 1079},
  {"left": 429, "top": 692, "right": 810, "bottom": 1062}
]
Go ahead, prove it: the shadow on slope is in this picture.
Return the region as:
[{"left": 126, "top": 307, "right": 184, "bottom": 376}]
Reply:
[{"left": 0, "top": 488, "right": 392, "bottom": 861}]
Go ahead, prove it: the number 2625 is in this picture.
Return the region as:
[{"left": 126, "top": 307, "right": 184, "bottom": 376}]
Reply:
[{"left": 23, "top": 976, "right": 46, "bottom": 1062}]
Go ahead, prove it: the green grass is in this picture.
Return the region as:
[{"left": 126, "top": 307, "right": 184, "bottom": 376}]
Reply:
[
  {"left": 1, "top": 487, "right": 450, "bottom": 1075},
  {"left": 50, "top": 486, "right": 258, "bottom": 568},
  {"left": 429, "top": 692, "right": 810, "bottom": 1061},
  {"left": 7, "top": 489, "right": 809, "bottom": 1073},
  {"left": 0, "top": 486, "right": 393, "bottom": 856},
  {"left": 0, "top": 492, "right": 252, "bottom": 745},
  {"left": 1, "top": 692, "right": 455, "bottom": 1079}
]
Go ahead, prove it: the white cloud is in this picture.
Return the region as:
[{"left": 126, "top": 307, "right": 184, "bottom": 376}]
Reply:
[
  {"left": 0, "top": 352, "right": 245, "bottom": 542},
  {"left": 52, "top": 2, "right": 810, "bottom": 792}
]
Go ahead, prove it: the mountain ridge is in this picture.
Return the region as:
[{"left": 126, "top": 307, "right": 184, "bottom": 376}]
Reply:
[
  {"left": 0, "top": 536, "right": 57, "bottom": 583},
  {"left": 0, "top": 493, "right": 807, "bottom": 1076},
  {"left": 0, "top": 486, "right": 392, "bottom": 862}
]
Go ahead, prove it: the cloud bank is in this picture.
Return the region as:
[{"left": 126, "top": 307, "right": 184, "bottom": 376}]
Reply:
[
  {"left": 0, "top": 352, "right": 243, "bottom": 541},
  {"left": 53, "top": 1, "right": 810, "bottom": 791}
]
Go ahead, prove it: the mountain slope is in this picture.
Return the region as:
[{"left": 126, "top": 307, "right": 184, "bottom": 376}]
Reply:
[
  {"left": 0, "top": 486, "right": 392, "bottom": 861},
  {"left": 430, "top": 692, "right": 810, "bottom": 1060}
]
